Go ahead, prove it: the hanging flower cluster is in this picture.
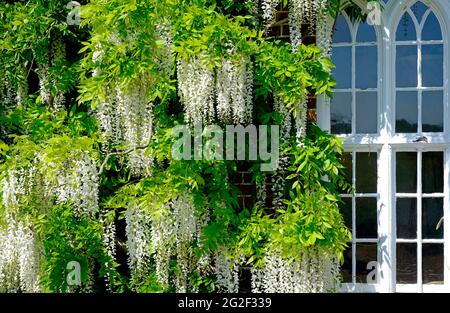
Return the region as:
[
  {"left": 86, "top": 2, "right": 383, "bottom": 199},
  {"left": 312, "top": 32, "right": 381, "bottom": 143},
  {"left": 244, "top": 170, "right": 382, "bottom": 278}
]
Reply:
[
  {"left": 177, "top": 55, "right": 215, "bottom": 125},
  {"left": 177, "top": 56, "right": 254, "bottom": 125},
  {"left": 259, "top": 0, "right": 328, "bottom": 50},
  {"left": 37, "top": 37, "right": 66, "bottom": 110},
  {"left": 146, "top": 193, "right": 211, "bottom": 292},
  {"left": 0, "top": 216, "right": 41, "bottom": 293},
  {"left": 251, "top": 248, "right": 340, "bottom": 293},
  {"left": 2, "top": 153, "right": 99, "bottom": 217},
  {"left": 125, "top": 203, "right": 152, "bottom": 281},
  {"left": 214, "top": 248, "right": 239, "bottom": 293},
  {"left": 96, "top": 82, "right": 154, "bottom": 177}
]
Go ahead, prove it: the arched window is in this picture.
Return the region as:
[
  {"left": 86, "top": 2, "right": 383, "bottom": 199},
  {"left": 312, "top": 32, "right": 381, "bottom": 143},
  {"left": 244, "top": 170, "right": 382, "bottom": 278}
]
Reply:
[
  {"left": 395, "top": 2, "right": 444, "bottom": 133},
  {"left": 331, "top": 15, "right": 378, "bottom": 134},
  {"left": 322, "top": 0, "right": 450, "bottom": 293}
]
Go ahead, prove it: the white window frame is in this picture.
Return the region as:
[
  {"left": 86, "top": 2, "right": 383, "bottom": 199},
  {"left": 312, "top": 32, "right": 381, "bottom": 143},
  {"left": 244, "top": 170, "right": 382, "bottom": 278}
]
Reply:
[{"left": 317, "top": 0, "right": 450, "bottom": 293}]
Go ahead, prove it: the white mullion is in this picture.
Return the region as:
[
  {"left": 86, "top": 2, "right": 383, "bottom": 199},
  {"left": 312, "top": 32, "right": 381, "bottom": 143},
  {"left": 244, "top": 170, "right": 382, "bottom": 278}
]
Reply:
[
  {"left": 417, "top": 150, "right": 423, "bottom": 291},
  {"left": 445, "top": 148, "right": 450, "bottom": 289},
  {"left": 352, "top": 151, "right": 357, "bottom": 284}
]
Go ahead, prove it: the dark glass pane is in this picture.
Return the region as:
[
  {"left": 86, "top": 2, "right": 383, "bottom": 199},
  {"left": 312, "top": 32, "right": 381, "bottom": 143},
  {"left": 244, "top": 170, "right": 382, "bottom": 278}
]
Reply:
[
  {"left": 356, "top": 244, "right": 377, "bottom": 283},
  {"left": 356, "top": 21, "right": 376, "bottom": 42},
  {"left": 422, "top": 198, "right": 444, "bottom": 239},
  {"left": 396, "top": 13, "right": 417, "bottom": 41},
  {"left": 356, "top": 92, "right": 377, "bottom": 134},
  {"left": 332, "top": 47, "right": 352, "bottom": 89},
  {"left": 411, "top": 2, "right": 428, "bottom": 24},
  {"left": 333, "top": 15, "right": 352, "bottom": 43},
  {"left": 396, "top": 91, "right": 418, "bottom": 133},
  {"left": 331, "top": 92, "right": 352, "bottom": 134},
  {"left": 339, "top": 153, "right": 353, "bottom": 194},
  {"left": 341, "top": 197, "right": 352, "bottom": 230},
  {"left": 422, "top": 152, "right": 443, "bottom": 193},
  {"left": 422, "top": 91, "right": 444, "bottom": 132},
  {"left": 422, "top": 44, "right": 443, "bottom": 87},
  {"left": 423, "top": 244, "right": 444, "bottom": 284},
  {"left": 356, "top": 152, "right": 377, "bottom": 193},
  {"left": 356, "top": 198, "right": 377, "bottom": 239},
  {"left": 356, "top": 46, "right": 378, "bottom": 89},
  {"left": 341, "top": 246, "right": 353, "bottom": 283},
  {"left": 396, "top": 45, "right": 418, "bottom": 87},
  {"left": 396, "top": 152, "right": 417, "bottom": 193},
  {"left": 397, "top": 198, "right": 417, "bottom": 239},
  {"left": 397, "top": 243, "right": 417, "bottom": 284},
  {"left": 422, "top": 12, "right": 442, "bottom": 41}
]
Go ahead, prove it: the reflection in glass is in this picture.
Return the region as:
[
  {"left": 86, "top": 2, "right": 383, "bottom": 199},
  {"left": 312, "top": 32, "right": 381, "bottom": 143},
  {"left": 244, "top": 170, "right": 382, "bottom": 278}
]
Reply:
[
  {"left": 397, "top": 198, "right": 417, "bottom": 239},
  {"left": 356, "top": 47, "right": 377, "bottom": 89},
  {"left": 396, "top": 152, "right": 417, "bottom": 193},
  {"left": 397, "top": 243, "right": 417, "bottom": 284},
  {"left": 422, "top": 198, "right": 443, "bottom": 239},
  {"left": 356, "top": 92, "right": 377, "bottom": 134},
  {"left": 356, "top": 152, "right": 377, "bottom": 193},
  {"left": 422, "top": 45, "right": 443, "bottom": 87},
  {"left": 422, "top": 91, "right": 444, "bottom": 132},
  {"left": 356, "top": 21, "right": 376, "bottom": 42},
  {"left": 333, "top": 15, "right": 352, "bottom": 43},
  {"left": 332, "top": 47, "right": 352, "bottom": 89},
  {"left": 356, "top": 244, "right": 377, "bottom": 283},
  {"left": 422, "top": 12, "right": 442, "bottom": 41},
  {"left": 396, "top": 13, "right": 416, "bottom": 41},
  {"left": 396, "top": 45, "right": 417, "bottom": 87},
  {"left": 331, "top": 92, "right": 352, "bottom": 134},
  {"left": 423, "top": 244, "right": 444, "bottom": 284},
  {"left": 396, "top": 91, "right": 418, "bottom": 133},
  {"left": 356, "top": 198, "right": 377, "bottom": 239},
  {"left": 422, "top": 152, "right": 443, "bottom": 193}
]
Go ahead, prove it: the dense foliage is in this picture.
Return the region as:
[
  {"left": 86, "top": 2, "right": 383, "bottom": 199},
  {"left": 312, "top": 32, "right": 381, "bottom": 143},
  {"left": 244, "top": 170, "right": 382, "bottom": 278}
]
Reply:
[{"left": 0, "top": 0, "right": 379, "bottom": 293}]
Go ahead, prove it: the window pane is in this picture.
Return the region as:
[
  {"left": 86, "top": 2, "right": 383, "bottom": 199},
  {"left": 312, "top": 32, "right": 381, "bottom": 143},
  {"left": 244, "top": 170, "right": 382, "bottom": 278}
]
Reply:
[
  {"left": 411, "top": 2, "right": 428, "bottom": 24},
  {"left": 422, "top": 12, "right": 442, "bottom": 41},
  {"left": 396, "top": 13, "right": 417, "bottom": 41},
  {"left": 422, "top": 152, "right": 443, "bottom": 193},
  {"left": 356, "top": 244, "right": 377, "bottom": 283},
  {"left": 396, "top": 45, "right": 417, "bottom": 87},
  {"left": 396, "top": 91, "right": 418, "bottom": 133},
  {"left": 341, "top": 246, "right": 353, "bottom": 283},
  {"left": 331, "top": 92, "right": 352, "bottom": 134},
  {"left": 397, "top": 198, "right": 417, "bottom": 239},
  {"left": 356, "top": 198, "right": 377, "bottom": 239},
  {"left": 422, "top": 44, "right": 443, "bottom": 87},
  {"left": 333, "top": 15, "right": 352, "bottom": 43},
  {"left": 397, "top": 243, "right": 417, "bottom": 284},
  {"left": 422, "top": 91, "right": 444, "bottom": 132},
  {"left": 423, "top": 244, "right": 444, "bottom": 284},
  {"left": 422, "top": 198, "right": 444, "bottom": 239},
  {"left": 356, "top": 21, "right": 376, "bottom": 42},
  {"left": 356, "top": 92, "right": 377, "bottom": 134},
  {"left": 356, "top": 152, "right": 377, "bottom": 193},
  {"left": 341, "top": 197, "right": 352, "bottom": 229},
  {"left": 332, "top": 46, "right": 352, "bottom": 89},
  {"left": 356, "top": 47, "right": 378, "bottom": 89},
  {"left": 396, "top": 152, "right": 417, "bottom": 193}
]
